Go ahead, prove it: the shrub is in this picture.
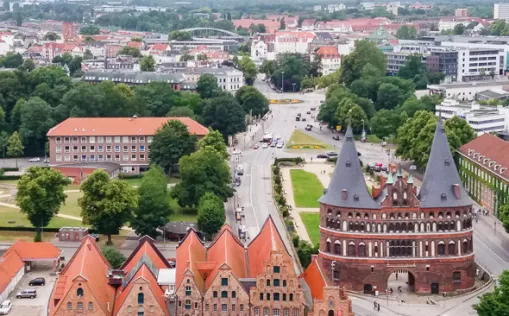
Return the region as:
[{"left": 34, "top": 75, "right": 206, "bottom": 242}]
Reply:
[
  {"left": 33, "top": 231, "right": 42, "bottom": 242},
  {"left": 292, "top": 234, "right": 300, "bottom": 247},
  {"left": 280, "top": 206, "right": 289, "bottom": 218}
]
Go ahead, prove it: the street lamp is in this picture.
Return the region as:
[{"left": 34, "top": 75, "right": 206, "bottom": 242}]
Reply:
[
  {"left": 361, "top": 119, "right": 366, "bottom": 141},
  {"left": 292, "top": 82, "right": 296, "bottom": 92}
]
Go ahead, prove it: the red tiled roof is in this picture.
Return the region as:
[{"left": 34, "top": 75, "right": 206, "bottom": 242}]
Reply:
[
  {"left": 247, "top": 216, "right": 290, "bottom": 277},
  {"left": 233, "top": 19, "right": 280, "bottom": 32},
  {"left": 316, "top": 46, "right": 340, "bottom": 57},
  {"left": 301, "top": 19, "right": 316, "bottom": 27},
  {"left": 205, "top": 225, "right": 246, "bottom": 288},
  {"left": 458, "top": 134, "right": 509, "bottom": 179},
  {"left": 47, "top": 117, "right": 209, "bottom": 137},
  {"left": 0, "top": 251, "right": 24, "bottom": 295},
  {"left": 50, "top": 236, "right": 115, "bottom": 316},
  {"left": 127, "top": 41, "right": 142, "bottom": 48},
  {"left": 114, "top": 264, "right": 169, "bottom": 315},
  {"left": 176, "top": 229, "right": 207, "bottom": 292},
  {"left": 121, "top": 236, "right": 170, "bottom": 273},
  {"left": 5, "top": 240, "right": 61, "bottom": 260},
  {"left": 298, "top": 257, "right": 326, "bottom": 300}
]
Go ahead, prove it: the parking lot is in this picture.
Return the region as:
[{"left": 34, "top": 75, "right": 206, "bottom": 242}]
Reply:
[{"left": 8, "top": 262, "right": 56, "bottom": 316}]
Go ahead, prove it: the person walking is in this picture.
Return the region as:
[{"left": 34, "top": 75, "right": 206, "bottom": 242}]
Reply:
[
  {"left": 377, "top": 304, "right": 380, "bottom": 312},
  {"left": 373, "top": 301, "right": 377, "bottom": 310}
]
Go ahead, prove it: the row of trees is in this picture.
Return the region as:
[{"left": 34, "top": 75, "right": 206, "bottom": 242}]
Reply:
[
  {"left": 260, "top": 53, "right": 321, "bottom": 92},
  {"left": 15, "top": 123, "right": 233, "bottom": 242}
]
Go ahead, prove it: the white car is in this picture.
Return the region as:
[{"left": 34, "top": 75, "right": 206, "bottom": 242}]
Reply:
[
  {"left": 262, "top": 143, "right": 269, "bottom": 149},
  {"left": 275, "top": 135, "right": 281, "bottom": 140},
  {"left": 232, "top": 149, "right": 242, "bottom": 155},
  {"left": 0, "top": 300, "right": 12, "bottom": 315},
  {"left": 276, "top": 142, "right": 284, "bottom": 148},
  {"left": 28, "top": 157, "right": 40, "bottom": 162}
]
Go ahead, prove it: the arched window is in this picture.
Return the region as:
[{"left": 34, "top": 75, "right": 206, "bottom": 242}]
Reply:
[
  {"left": 429, "top": 212, "right": 435, "bottom": 218},
  {"left": 395, "top": 223, "right": 401, "bottom": 232},
  {"left": 264, "top": 307, "right": 269, "bottom": 316},
  {"left": 138, "top": 293, "right": 144, "bottom": 304},
  {"left": 388, "top": 223, "right": 395, "bottom": 232},
  {"left": 348, "top": 243, "right": 356, "bottom": 256},
  {"left": 88, "top": 302, "right": 93, "bottom": 310},
  {"left": 326, "top": 239, "right": 331, "bottom": 252},
  {"left": 77, "top": 302, "right": 83, "bottom": 310},
  {"left": 336, "top": 211, "right": 341, "bottom": 217},
  {"left": 327, "top": 209, "right": 332, "bottom": 215},
  {"left": 448, "top": 241, "right": 456, "bottom": 255},
  {"left": 289, "top": 293, "right": 294, "bottom": 301},
  {"left": 463, "top": 240, "right": 468, "bottom": 253},
  {"left": 437, "top": 242, "right": 445, "bottom": 256},
  {"left": 213, "top": 291, "right": 218, "bottom": 298},
  {"left": 221, "top": 291, "right": 228, "bottom": 298},
  {"left": 77, "top": 288, "right": 84, "bottom": 297},
  {"left": 358, "top": 243, "right": 366, "bottom": 257},
  {"left": 334, "top": 241, "right": 341, "bottom": 255},
  {"left": 67, "top": 302, "right": 72, "bottom": 310},
  {"left": 232, "top": 291, "right": 236, "bottom": 298}
]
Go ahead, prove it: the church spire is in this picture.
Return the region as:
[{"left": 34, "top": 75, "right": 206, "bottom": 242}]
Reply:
[
  {"left": 417, "top": 119, "right": 472, "bottom": 208},
  {"left": 319, "top": 125, "right": 380, "bottom": 209}
]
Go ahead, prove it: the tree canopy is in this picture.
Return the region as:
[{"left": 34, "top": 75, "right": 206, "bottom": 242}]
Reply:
[
  {"left": 198, "top": 129, "right": 229, "bottom": 160},
  {"left": 202, "top": 94, "right": 246, "bottom": 138},
  {"left": 79, "top": 25, "right": 100, "bottom": 35},
  {"left": 197, "top": 192, "right": 226, "bottom": 239},
  {"left": 473, "top": 269, "right": 509, "bottom": 316},
  {"left": 339, "top": 40, "right": 387, "bottom": 86},
  {"left": 238, "top": 56, "right": 257, "bottom": 85},
  {"left": 235, "top": 85, "right": 269, "bottom": 117}
]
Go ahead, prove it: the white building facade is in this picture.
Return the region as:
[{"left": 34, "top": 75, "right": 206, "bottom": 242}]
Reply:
[{"left": 494, "top": 3, "right": 509, "bottom": 20}]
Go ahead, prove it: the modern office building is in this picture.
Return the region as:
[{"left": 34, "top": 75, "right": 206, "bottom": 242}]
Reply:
[
  {"left": 457, "top": 133, "right": 509, "bottom": 216},
  {"left": 46, "top": 117, "right": 208, "bottom": 180},
  {"left": 494, "top": 3, "right": 509, "bottom": 20},
  {"left": 318, "top": 124, "right": 475, "bottom": 294}
]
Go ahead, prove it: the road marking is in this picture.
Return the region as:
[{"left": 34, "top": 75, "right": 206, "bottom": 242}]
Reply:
[{"left": 249, "top": 165, "right": 260, "bottom": 229}]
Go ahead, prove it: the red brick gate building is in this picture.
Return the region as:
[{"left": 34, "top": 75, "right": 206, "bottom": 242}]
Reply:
[{"left": 318, "top": 122, "right": 476, "bottom": 295}]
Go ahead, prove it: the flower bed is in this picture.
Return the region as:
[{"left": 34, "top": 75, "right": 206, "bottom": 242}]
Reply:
[
  {"left": 288, "top": 144, "right": 326, "bottom": 149},
  {"left": 269, "top": 99, "right": 304, "bottom": 104}
]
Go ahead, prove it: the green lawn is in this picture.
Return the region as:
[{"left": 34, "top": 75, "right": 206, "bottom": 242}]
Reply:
[
  {"left": 300, "top": 212, "right": 320, "bottom": 245},
  {"left": 290, "top": 169, "right": 324, "bottom": 208},
  {"left": 168, "top": 196, "right": 197, "bottom": 222},
  {"left": 287, "top": 130, "right": 332, "bottom": 149},
  {"left": 59, "top": 192, "right": 83, "bottom": 217},
  {"left": 0, "top": 206, "right": 83, "bottom": 228}
]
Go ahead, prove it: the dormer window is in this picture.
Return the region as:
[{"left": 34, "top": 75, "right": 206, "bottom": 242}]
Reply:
[
  {"left": 468, "top": 149, "right": 474, "bottom": 156},
  {"left": 441, "top": 193, "right": 447, "bottom": 201},
  {"left": 353, "top": 194, "right": 359, "bottom": 201},
  {"left": 478, "top": 155, "right": 484, "bottom": 162},
  {"left": 483, "top": 158, "right": 490, "bottom": 164},
  {"left": 473, "top": 153, "right": 479, "bottom": 159},
  {"left": 494, "top": 164, "right": 500, "bottom": 171},
  {"left": 489, "top": 161, "right": 496, "bottom": 167},
  {"left": 501, "top": 167, "right": 507, "bottom": 174}
]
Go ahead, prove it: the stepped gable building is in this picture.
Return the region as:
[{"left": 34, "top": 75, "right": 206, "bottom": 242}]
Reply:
[
  {"left": 318, "top": 123, "right": 476, "bottom": 295},
  {"left": 175, "top": 217, "right": 354, "bottom": 316}
]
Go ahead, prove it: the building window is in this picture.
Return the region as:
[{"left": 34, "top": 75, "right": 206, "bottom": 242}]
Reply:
[
  {"left": 232, "top": 304, "right": 235, "bottom": 311},
  {"left": 88, "top": 302, "right": 93, "bottom": 310},
  {"left": 140, "top": 154, "right": 145, "bottom": 161},
  {"left": 293, "top": 309, "right": 299, "bottom": 316},
  {"left": 147, "top": 136, "right": 153, "bottom": 143},
  {"left": 185, "top": 286, "right": 191, "bottom": 296},
  {"left": 65, "top": 146, "right": 70, "bottom": 153},
  {"left": 106, "top": 145, "right": 112, "bottom": 152},
  {"left": 274, "top": 309, "right": 280, "bottom": 316},
  {"left": 115, "top": 154, "right": 120, "bottom": 161},
  {"left": 98, "top": 136, "right": 104, "bottom": 143},
  {"left": 114, "top": 145, "right": 120, "bottom": 152},
  {"left": 222, "top": 304, "right": 227, "bottom": 312},
  {"left": 437, "top": 243, "right": 445, "bottom": 256},
  {"left": 73, "top": 145, "right": 78, "bottom": 152},
  {"left": 131, "top": 145, "right": 137, "bottom": 152},
  {"left": 72, "top": 136, "right": 78, "bottom": 143},
  {"left": 267, "top": 279, "right": 271, "bottom": 286},
  {"left": 274, "top": 279, "right": 280, "bottom": 286},
  {"left": 106, "top": 136, "right": 112, "bottom": 143},
  {"left": 77, "top": 288, "right": 84, "bottom": 296},
  {"left": 254, "top": 308, "right": 259, "bottom": 316},
  {"left": 56, "top": 146, "right": 62, "bottom": 153},
  {"left": 283, "top": 280, "right": 287, "bottom": 287},
  {"left": 231, "top": 291, "right": 236, "bottom": 298},
  {"left": 240, "top": 304, "right": 244, "bottom": 312},
  {"left": 221, "top": 278, "right": 228, "bottom": 286},
  {"left": 453, "top": 271, "right": 461, "bottom": 281},
  {"left": 273, "top": 266, "right": 280, "bottom": 273},
  {"left": 221, "top": 291, "right": 228, "bottom": 298},
  {"left": 131, "top": 136, "right": 137, "bottom": 143},
  {"left": 123, "top": 154, "right": 129, "bottom": 161},
  {"left": 98, "top": 145, "right": 103, "bottom": 152},
  {"left": 259, "top": 293, "right": 263, "bottom": 301},
  {"left": 123, "top": 145, "right": 128, "bottom": 152},
  {"left": 283, "top": 293, "right": 287, "bottom": 301},
  {"left": 74, "top": 302, "right": 83, "bottom": 311},
  {"left": 264, "top": 307, "right": 269, "bottom": 316},
  {"left": 274, "top": 293, "right": 280, "bottom": 301},
  {"left": 98, "top": 154, "right": 104, "bottom": 161},
  {"left": 213, "top": 291, "right": 218, "bottom": 298},
  {"left": 194, "top": 303, "right": 198, "bottom": 309},
  {"left": 139, "top": 136, "right": 145, "bottom": 142},
  {"left": 205, "top": 304, "right": 209, "bottom": 312},
  {"left": 140, "top": 145, "right": 145, "bottom": 152},
  {"left": 67, "top": 302, "right": 72, "bottom": 310},
  {"left": 266, "top": 293, "right": 270, "bottom": 300},
  {"left": 284, "top": 309, "right": 289, "bottom": 316},
  {"left": 185, "top": 299, "right": 191, "bottom": 310},
  {"left": 56, "top": 137, "right": 61, "bottom": 144},
  {"left": 81, "top": 137, "right": 87, "bottom": 143},
  {"left": 90, "top": 155, "right": 95, "bottom": 161},
  {"left": 214, "top": 304, "right": 217, "bottom": 312},
  {"left": 131, "top": 154, "right": 137, "bottom": 160},
  {"left": 289, "top": 293, "right": 293, "bottom": 301},
  {"left": 122, "top": 136, "right": 129, "bottom": 143},
  {"left": 138, "top": 293, "right": 144, "bottom": 304},
  {"left": 114, "top": 136, "right": 120, "bottom": 143},
  {"left": 150, "top": 305, "right": 155, "bottom": 312}
]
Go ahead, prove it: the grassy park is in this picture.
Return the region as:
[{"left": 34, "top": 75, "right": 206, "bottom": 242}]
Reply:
[
  {"left": 0, "top": 205, "right": 83, "bottom": 228},
  {"left": 300, "top": 212, "right": 320, "bottom": 245},
  {"left": 287, "top": 130, "right": 332, "bottom": 149},
  {"left": 290, "top": 169, "right": 324, "bottom": 208}
]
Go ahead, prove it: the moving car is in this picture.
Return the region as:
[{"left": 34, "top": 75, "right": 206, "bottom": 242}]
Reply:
[
  {"left": 262, "top": 143, "right": 269, "bottom": 149},
  {"left": 326, "top": 152, "right": 338, "bottom": 158},
  {"left": 28, "top": 157, "right": 40, "bottom": 162},
  {"left": 270, "top": 141, "right": 277, "bottom": 147},
  {"left": 295, "top": 116, "right": 300, "bottom": 121},
  {"left": 302, "top": 117, "right": 307, "bottom": 121},
  {"left": 317, "top": 153, "right": 328, "bottom": 158},
  {"left": 306, "top": 111, "right": 311, "bottom": 114},
  {"left": 253, "top": 144, "right": 259, "bottom": 149},
  {"left": 232, "top": 149, "right": 242, "bottom": 155},
  {"left": 276, "top": 142, "right": 284, "bottom": 148},
  {"left": 28, "top": 277, "right": 46, "bottom": 286},
  {"left": 305, "top": 126, "right": 312, "bottom": 131},
  {"left": 43, "top": 158, "right": 50, "bottom": 163},
  {"left": 16, "top": 289, "right": 36, "bottom": 299},
  {"left": 310, "top": 107, "right": 316, "bottom": 111},
  {"left": 0, "top": 300, "right": 12, "bottom": 315},
  {"left": 332, "top": 135, "right": 340, "bottom": 141},
  {"left": 237, "top": 166, "right": 244, "bottom": 176}
]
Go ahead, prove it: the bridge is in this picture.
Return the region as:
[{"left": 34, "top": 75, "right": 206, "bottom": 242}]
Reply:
[{"left": 180, "top": 27, "right": 246, "bottom": 42}]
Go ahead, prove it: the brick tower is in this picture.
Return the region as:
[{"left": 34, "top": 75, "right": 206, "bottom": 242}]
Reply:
[{"left": 318, "top": 122, "right": 476, "bottom": 295}]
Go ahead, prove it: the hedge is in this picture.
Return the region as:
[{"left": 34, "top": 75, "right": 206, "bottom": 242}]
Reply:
[
  {"left": 118, "top": 174, "right": 143, "bottom": 180},
  {"left": 0, "top": 226, "right": 97, "bottom": 233},
  {"left": 0, "top": 175, "right": 21, "bottom": 180},
  {"left": 2, "top": 167, "right": 19, "bottom": 172}
]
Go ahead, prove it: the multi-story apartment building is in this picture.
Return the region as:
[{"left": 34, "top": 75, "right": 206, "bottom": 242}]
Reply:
[
  {"left": 458, "top": 134, "right": 509, "bottom": 216},
  {"left": 183, "top": 67, "right": 245, "bottom": 93},
  {"left": 318, "top": 124, "right": 475, "bottom": 294},
  {"left": 455, "top": 8, "right": 469, "bottom": 17},
  {"left": 274, "top": 31, "right": 316, "bottom": 55},
  {"left": 315, "top": 46, "right": 341, "bottom": 76},
  {"left": 457, "top": 48, "right": 501, "bottom": 82},
  {"left": 82, "top": 71, "right": 185, "bottom": 90},
  {"left": 175, "top": 218, "right": 355, "bottom": 316},
  {"left": 494, "top": 3, "right": 509, "bottom": 20},
  {"left": 46, "top": 117, "right": 208, "bottom": 179}
]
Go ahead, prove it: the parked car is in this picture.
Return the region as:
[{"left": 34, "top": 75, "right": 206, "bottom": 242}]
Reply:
[
  {"left": 295, "top": 116, "right": 300, "bottom": 121},
  {"left": 232, "top": 149, "right": 242, "bottom": 155},
  {"left": 253, "top": 144, "right": 259, "bottom": 149},
  {"left": 317, "top": 153, "right": 328, "bottom": 158},
  {"left": 310, "top": 107, "right": 316, "bottom": 111},
  {"left": 276, "top": 142, "right": 284, "bottom": 148},
  {"left": 237, "top": 166, "right": 244, "bottom": 176},
  {"left": 326, "top": 152, "right": 338, "bottom": 158},
  {"left": 306, "top": 111, "right": 311, "bottom": 114},
  {"left": 28, "top": 277, "right": 45, "bottom": 286},
  {"left": 0, "top": 300, "right": 12, "bottom": 315},
  {"left": 332, "top": 135, "right": 340, "bottom": 141},
  {"left": 302, "top": 117, "right": 307, "bottom": 121},
  {"left": 270, "top": 141, "right": 277, "bottom": 147},
  {"left": 16, "top": 289, "right": 36, "bottom": 299},
  {"left": 305, "top": 126, "right": 312, "bottom": 131},
  {"left": 28, "top": 157, "right": 40, "bottom": 162},
  {"left": 262, "top": 143, "right": 269, "bottom": 149},
  {"left": 297, "top": 113, "right": 302, "bottom": 117}
]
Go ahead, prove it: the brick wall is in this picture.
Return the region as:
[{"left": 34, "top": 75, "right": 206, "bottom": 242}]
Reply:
[
  {"left": 308, "top": 287, "right": 354, "bottom": 316},
  {"left": 52, "top": 277, "right": 111, "bottom": 316},
  {"left": 116, "top": 278, "right": 167, "bottom": 316},
  {"left": 175, "top": 270, "right": 203, "bottom": 316},
  {"left": 202, "top": 267, "right": 250, "bottom": 315}
]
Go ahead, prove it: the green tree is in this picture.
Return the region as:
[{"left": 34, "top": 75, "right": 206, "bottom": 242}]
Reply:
[
  {"left": 15, "top": 11, "right": 22, "bottom": 27},
  {"left": 280, "top": 18, "right": 285, "bottom": 30},
  {"left": 376, "top": 83, "right": 405, "bottom": 110},
  {"left": 15, "top": 166, "right": 71, "bottom": 238},
  {"left": 444, "top": 116, "right": 476, "bottom": 145},
  {"left": 168, "top": 30, "right": 193, "bottom": 41},
  {"left": 22, "top": 59, "right": 35, "bottom": 72},
  {"left": 197, "top": 74, "right": 220, "bottom": 99},
  {"left": 235, "top": 85, "right": 268, "bottom": 116},
  {"left": 171, "top": 147, "right": 233, "bottom": 207},
  {"left": 202, "top": 94, "right": 246, "bottom": 138},
  {"left": 453, "top": 23, "right": 466, "bottom": 35},
  {"left": 474, "top": 269, "right": 509, "bottom": 316},
  {"left": 131, "top": 37, "right": 142, "bottom": 42},
  {"left": 238, "top": 56, "right": 257, "bottom": 85},
  {"left": 79, "top": 170, "right": 138, "bottom": 244},
  {"left": 296, "top": 240, "right": 318, "bottom": 268},
  {"left": 197, "top": 54, "right": 208, "bottom": 61},
  {"left": 397, "top": 98, "right": 428, "bottom": 117},
  {"left": 133, "top": 81, "right": 178, "bottom": 117},
  {"left": 370, "top": 109, "right": 400, "bottom": 138},
  {"left": 260, "top": 59, "right": 276, "bottom": 76},
  {"left": 398, "top": 55, "right": 425, "bottom": 80},
  {"left": 196, "top": 192, "right": 225, "bottom": 239},
  {"left": 101, "top": 246, "right": 126, "bottom": 269},
  {"left": 150, "top": 120, "right": 197, "bottom": 176},
  {"left": 84, "top": 36, "right": 96, "bottom": 43},
  {"left": 19, "top": 97, "right": 55, "bottom": 155},
  {"left": 167, "top": 106, "right": 194, "bottom": 117},
  {"left": 271, "top": 53, "right": 309, "bottom": 92},
  {"left": 339, "top": 40, "right": 386, "bottom": 86},
  {"left": 180, "top": 54, "right": 195, "bottom": 61},
  {"left": 198, "top": 129, "right": 229, "bottom": 159},
  {"left": 43, "top": 32, "right": 60, "bottom": 41},
  {"left": 301, "top": 76, "right": 316, "bottom": 90},
  {"left": 140, "top": 55, "right": 156, "bottom": 71},
  {"left": 83, "top": 49, "right": 93, "bottom": 60},
  {"left": 132, "top": 165, "right": 172, "bottom": 238},
  {"left": 0, "top": 52, "right": 23, "bottom": 68},
  {"left": 79, "top": 25, "right": 100, "bottom": 35},
  {"left": 10, "top": 98, "right": 25, "bottom": 131},
  {"left": 0, "top": 131, "right": 8, "bottom": 158},
  {"left": 396, "top": 25, "right": 417, "bottom": 39},
  {"left": 7, "top": 131, "right": 23, "bottom": 168},
  {"left": 118, "top": 46, "right": 142, "bottom": 57},
  {"left": 335, "top": 98, "right": 367, "bottom": 134}
]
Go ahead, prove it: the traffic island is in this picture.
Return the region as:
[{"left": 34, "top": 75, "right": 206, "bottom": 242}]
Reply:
[
  {"left": 269, "top": 99, "right": 304, "bottom": 104},
  {"left": 287, "top": 130, "right": 332, "bottom": 149}
]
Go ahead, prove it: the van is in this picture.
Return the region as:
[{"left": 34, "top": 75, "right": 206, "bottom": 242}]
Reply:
[{"left": 16, "top": 289, "right": 36, "bottom": 299}]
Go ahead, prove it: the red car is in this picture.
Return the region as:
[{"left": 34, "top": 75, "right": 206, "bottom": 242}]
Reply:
[{"left": 253, "top": 144, "right": 260, "bottom": 149}]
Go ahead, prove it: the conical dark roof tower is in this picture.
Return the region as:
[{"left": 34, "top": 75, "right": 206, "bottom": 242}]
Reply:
[
  {"left": 319, "top": 125, "right": 380, "bottom": 209},
  {"left": 418, "top": 119, "right": 472, "bottom": 208}
]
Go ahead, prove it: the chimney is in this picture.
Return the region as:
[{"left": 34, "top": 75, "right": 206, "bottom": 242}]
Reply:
[
  {"left": 452, "top": 184, "right": 461, "bottom": 199},
  {"left": 341, "top": 189, "right": 348, "bottom": 200}
]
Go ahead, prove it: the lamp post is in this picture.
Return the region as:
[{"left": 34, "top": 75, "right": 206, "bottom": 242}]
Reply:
[
  {"left": 361, "top": 119, "right": 366, "bottom": 141},
  {"left": 292, "top": 82, "right": 296, "bottom": 92}
]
